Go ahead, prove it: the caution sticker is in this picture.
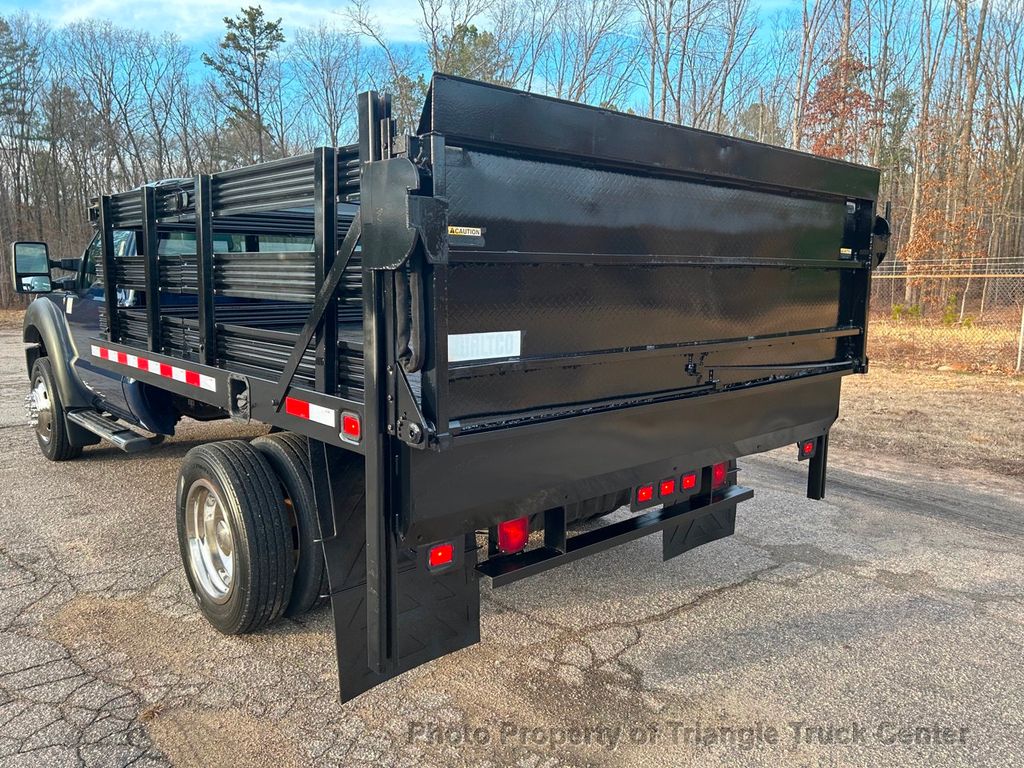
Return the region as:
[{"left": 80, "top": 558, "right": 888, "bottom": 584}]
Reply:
[{"left": 448, "top": 225, "right": 483, "bottom": 238}]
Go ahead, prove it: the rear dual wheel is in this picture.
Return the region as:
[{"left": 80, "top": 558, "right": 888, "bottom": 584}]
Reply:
[
  {"left": 252, "top": 433, "right": 328, "bottom": 618},
  {"left": 177, "top": 441, "right": 294, "bottom": 634},
  {"left": 176, "top": 434, "right": 327, "bottom": 635}
]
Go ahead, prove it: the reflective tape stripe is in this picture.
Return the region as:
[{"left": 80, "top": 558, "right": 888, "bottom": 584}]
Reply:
[
  {"left": 284, "top": 396, "right": 336, "bottom": 428},
  {"left": 308, "top": 402, "right": 335, "bottom": 427},
  {"left": 91, "top": 345, "right": 217, "bottom": 393}
]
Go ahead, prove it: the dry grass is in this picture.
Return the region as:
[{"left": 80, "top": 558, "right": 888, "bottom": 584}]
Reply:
[
  {"left": 868, "top": 317, "right": 1021, "bottom": 373},
  {"left": 833, "top": 364, "right": 1024, "bottom": 476},
  {"left": 0, "top": 308, "right": 24, "bottom": 330}
]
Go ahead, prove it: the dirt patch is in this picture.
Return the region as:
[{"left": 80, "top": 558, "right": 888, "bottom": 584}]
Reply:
[
  {"left": 49, "top": 594, "right": 332, "bottom": 673},
  {"left": 46, "top": 594, "right": 334, "bottom": 765},
  {"left": 49, "top": 595, "right": 210, "bottom": 673},
  {"left": 144, "top": 706, "right": 304, "bottom": 768},
  {"left": 833, "top": 365, "right": 1024, "bottom": 476}
]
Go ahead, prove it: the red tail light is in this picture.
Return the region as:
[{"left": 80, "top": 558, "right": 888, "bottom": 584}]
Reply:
[
  {"left": 659, "top": 479, "right": 676, "bottom": 497},
  {"left": 636, "top": 484, "right": 654, "bottom": 503},
  {"left": 681, "top": 472, "right": 698, "bottom": 491},
  {"left": 712, "top": 462, "right": 729, "bottom": 489},
  {"left": 798, "top": 439, "right": 815, "bottom": 459},
  {"left": 341, "top": 412, "right": 361, "bottom": 442},
  {"left": 497, "top": 516, "right": 529, "bottom": 554},
  {"left": 428, "top": 542, "right": 454, "bottom": 569}
]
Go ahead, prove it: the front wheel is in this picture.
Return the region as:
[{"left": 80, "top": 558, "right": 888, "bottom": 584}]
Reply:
[
  {"left": 176, "top": 441, "right": 294, "bottom": 634},
  {"left": 28, "top": 358, "right": 82, "bottom": 461}
]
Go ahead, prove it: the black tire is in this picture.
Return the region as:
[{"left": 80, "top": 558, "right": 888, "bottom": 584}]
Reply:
[
  {"left": 29, "top": 357, "right": 82, "bottom": 461},
  {"left": 176, "top": 440, "right": 294, "bottom": 634},
  {"left": 251, "top": 432, "right": 328, "bottom": 617}
]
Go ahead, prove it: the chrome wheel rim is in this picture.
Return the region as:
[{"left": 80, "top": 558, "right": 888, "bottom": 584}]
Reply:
[
  {"left": 30, "top": 376, "right": 53, "bottom": 445},
  {"left": 185, "top": 479, "right": 235, "bottom": 604}
]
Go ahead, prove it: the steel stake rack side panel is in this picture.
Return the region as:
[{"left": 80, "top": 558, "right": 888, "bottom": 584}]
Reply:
[{"left": 88, "top": 148, "right": 368, "bottom": 450}]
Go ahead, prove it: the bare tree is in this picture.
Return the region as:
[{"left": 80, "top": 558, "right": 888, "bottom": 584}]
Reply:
[{"left": 292, "top": 23, "right": 362, "bottom": 146}]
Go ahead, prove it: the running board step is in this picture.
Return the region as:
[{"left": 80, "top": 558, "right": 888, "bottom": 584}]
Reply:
[{"left": 65, "top": 410, "right": 156, "bottom": 453}]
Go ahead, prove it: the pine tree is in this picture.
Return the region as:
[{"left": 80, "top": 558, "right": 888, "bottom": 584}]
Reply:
[{"left": 201, "top": 6, "right": 285, "bottom": 163}]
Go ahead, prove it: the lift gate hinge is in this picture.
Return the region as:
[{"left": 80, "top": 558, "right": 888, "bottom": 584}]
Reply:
[{"left": 385, "top": 362, "right": 432, "bottom": 449}]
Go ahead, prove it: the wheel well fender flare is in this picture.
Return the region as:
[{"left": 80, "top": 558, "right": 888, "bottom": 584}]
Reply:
[{"left": 22, "top": 298, "right": 94, "bottom": 410}]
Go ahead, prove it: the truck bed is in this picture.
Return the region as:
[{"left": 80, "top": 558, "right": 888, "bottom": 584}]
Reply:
[{"left": 82, "top": 75, "right": 884, "bottom": 702}]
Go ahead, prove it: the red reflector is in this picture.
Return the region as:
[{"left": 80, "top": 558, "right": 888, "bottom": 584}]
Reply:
[
  {"left": 712, "top": 462, "right": 728, "bottom": 489},
  {"left": 185, "top": 370, "right": 200, "bottom": 387},
  {"left": 341, "top": 412, "right": 361, "bottom": 440},
  {"left": 659, "top": 479, "right": 675, "bottom": 497},
  {"left": 802, "top": 440, "right": 815, "bottom": 455},
  {"left": 498, "top": 516, "right": 530, "bottom": 553},
  {"left": 681, "top": 472, "right": 698, "bottom": 491},
  {"left": 636, "top": 484, "right": 654, "bottom": 503},
  {"left": 428, "top": 542, "right": 454, "bottom": 568},
  {"left": 284, "top": 396, "right": 309, "bottom": 419}
]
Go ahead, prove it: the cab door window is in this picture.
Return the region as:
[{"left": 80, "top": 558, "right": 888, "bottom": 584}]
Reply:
[{"left": 81, "top": 230, "right": 132, "bottom": 290}]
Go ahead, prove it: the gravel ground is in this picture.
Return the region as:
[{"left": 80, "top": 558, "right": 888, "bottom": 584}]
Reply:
[{"left": 0, "top": 328, "right": 1021, "bottom": 767}]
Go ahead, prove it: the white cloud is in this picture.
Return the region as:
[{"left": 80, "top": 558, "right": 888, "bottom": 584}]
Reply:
[{"left": 3, "top": 0, "right": 423, "bottom": 44}]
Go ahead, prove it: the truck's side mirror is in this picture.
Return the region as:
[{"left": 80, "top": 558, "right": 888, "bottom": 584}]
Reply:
[{"left": 10, "top": 241, "right": 53, "bottom": 294}]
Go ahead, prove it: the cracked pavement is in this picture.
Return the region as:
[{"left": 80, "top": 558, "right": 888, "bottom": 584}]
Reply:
[{"left": 0, "top": 328, "right": 1022, "bottom": 767}]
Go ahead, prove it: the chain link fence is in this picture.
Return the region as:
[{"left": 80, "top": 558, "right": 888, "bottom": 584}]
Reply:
[{"left": 869, "top": 259, "right": 1024, "bottom": 374}]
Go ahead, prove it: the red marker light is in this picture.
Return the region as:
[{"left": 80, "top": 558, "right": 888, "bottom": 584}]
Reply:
[
  {"left": 497, "top": 516, "right": 530, "bottom": 554},
  {"left": 341, "top": 412, "right": 361, "bottom": 441},
  {"left": 681, "top": 472, "right": 698, "bottom": 491},
  {"left": 636, "top": 484, "right": 654, "bottom": 503},
  {"left": 712, "top": 462, "right": 728, "bottom": 489},
  {"left": 428, "top": 542, "right": 454, "bottom": 569},
  {"left": 659, "top": 479, "right": 676, "bottom": 497}
]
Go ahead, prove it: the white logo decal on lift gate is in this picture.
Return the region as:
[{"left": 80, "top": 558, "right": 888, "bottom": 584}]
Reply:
[{"left": 448, "top": 331, "right": 521, "bottom": 362}]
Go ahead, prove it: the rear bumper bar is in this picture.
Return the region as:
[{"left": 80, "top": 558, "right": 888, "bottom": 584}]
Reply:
[{"left": 477, "top": 484, "right": 754, "bottom": 587}]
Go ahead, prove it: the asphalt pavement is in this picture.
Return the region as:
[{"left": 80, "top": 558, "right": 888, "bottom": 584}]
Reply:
[{"left": 0, "top": 329, "right": 1021, "bottom": 767}]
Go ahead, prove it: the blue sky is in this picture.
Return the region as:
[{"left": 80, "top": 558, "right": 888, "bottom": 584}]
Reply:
[
  {"left": 2, "top": 0, "right": 798, "bottom": 47},
  {"left": 0, "top": 0, "right": 425, "bottom": 43}
]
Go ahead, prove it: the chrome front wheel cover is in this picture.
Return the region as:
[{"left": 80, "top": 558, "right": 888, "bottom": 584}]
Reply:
[
  {"left": 28, "top": 376, "right": 53, "bottom": 444},
  {"left": 184, "top": 479, "right": 236, "bottom": 604}
]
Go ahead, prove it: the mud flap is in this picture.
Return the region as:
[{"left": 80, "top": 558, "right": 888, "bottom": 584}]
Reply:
[
  {"left": 330, "top": 536, "right": 480, "bottom": 702},
  {"left": 309, "top": 441, "right": 480, "bottom": 702},
  {"left": 662, "top": 503, "right": 737, "bottom": 561}
]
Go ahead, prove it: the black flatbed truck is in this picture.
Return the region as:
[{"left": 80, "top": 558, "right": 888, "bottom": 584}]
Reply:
[{"left": 10, "top": 75, "right": 888, "bottom": 701}]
